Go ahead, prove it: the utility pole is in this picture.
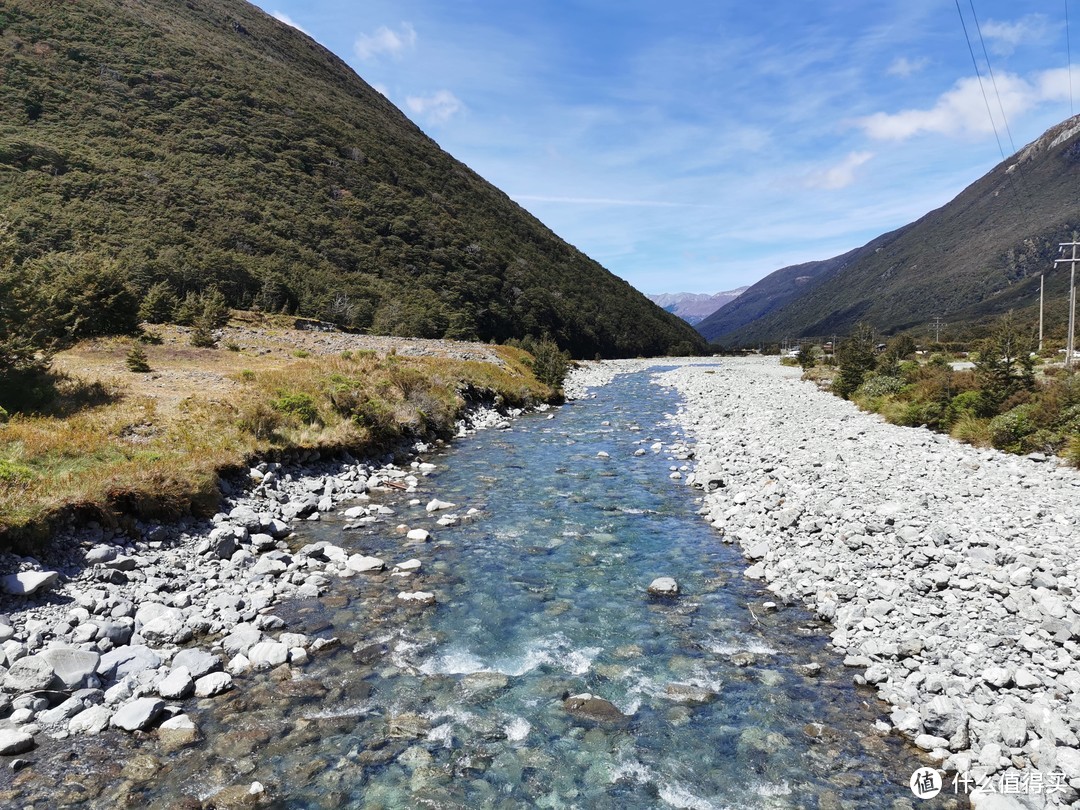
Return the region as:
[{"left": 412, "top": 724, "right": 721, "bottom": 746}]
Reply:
[
  {"left": 1054, "top": 235, "right": 1080, "bottom": 369},
  {"left": 1039, "top": 273, "right": 1044, "bottom": 353},
  {"left": 930, "top": 315, "right": 943, "bottom": 344}
]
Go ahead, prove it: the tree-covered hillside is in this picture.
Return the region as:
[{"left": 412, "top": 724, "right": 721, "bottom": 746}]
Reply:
[{"left": 0, "top": 0, "right": 705, "bottom": 358}]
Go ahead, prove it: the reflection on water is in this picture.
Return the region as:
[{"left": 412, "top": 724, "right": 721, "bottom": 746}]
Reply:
[{"left": 2, "top": 369, "right": 953, "bottom": 809}]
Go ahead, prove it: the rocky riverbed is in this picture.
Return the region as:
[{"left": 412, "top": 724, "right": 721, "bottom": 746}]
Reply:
[
  {"left": 572, "top": 357, "right": 1080, "bottom": 808},
  {"left": 0, "top": 404, "right": 524, "bottom": 783}
]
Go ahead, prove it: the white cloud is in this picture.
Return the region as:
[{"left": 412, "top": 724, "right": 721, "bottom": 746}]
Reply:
[
  {"left": 887, "top": 56, "right": 929, "bottom": 78},
  {"left": 855, "top": 71, "right": 1067, "bottom": 141},
  {"left": 804, "top": 151, "right": 875, "bottom": 190},
  {"left": 405, "top": 90, "right": 464, "bottom": 123},
  {"left": 270, "top": 11, "right": 311, "bottom": 37},
  {"left": 981, "top": 14, "right": 1053, "bottom": 56},
  {"left": 355, "top": 22, "right": 417, "bottom": 61}
]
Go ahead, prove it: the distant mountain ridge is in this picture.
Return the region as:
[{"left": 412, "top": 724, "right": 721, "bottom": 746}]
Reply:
[
  {"left": 646, "top": 288, "right": 747, "bottom": 325},
  {"left": 0, "top": 0, "right": 706, "bottom": 358},
  {"left": 698, "top": 114, "right": 1080, "bottom": 347}
]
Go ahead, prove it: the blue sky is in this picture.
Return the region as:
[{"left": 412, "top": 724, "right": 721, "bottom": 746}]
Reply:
[{"left": 254, "top": 1, "right": 1080, "bottom": 295}]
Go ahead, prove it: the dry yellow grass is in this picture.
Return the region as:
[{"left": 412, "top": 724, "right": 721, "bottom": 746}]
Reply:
[{"left": 0, "top": 320, "right": 555, "bottom": 546}]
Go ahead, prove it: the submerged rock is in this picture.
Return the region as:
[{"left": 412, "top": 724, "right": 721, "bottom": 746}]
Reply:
[{"left": 563, "top": 693, "right": 630, "bottom": 724}]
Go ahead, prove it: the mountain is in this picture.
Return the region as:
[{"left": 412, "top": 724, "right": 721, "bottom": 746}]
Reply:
[
  {"left": 0, "top": 0, "right": 706, "bottom": 359},
  {"left": 647, "top": 288, "right": 747, "bottom": 325},
  {"left": 699, "top": 115, "right": 1080, "bottom": 347}
]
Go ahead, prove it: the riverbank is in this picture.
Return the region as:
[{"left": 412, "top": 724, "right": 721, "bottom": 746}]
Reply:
[
  {"left": 0, "top": 318, "right": 556, "bottom": 546},
  {"left": 642, "top": 357, "right": 1080, "bottom": 808}
]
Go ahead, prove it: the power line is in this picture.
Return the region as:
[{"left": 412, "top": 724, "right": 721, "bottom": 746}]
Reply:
[
  {"left": 1068, "top": 1, "right": 1075, "bottom": 116},
  {"left": 954, "top": 0, "right": 1006, "bottom": 162},
  {"left": 967, "top": 0, "right": 1016, "bottom": 155}
]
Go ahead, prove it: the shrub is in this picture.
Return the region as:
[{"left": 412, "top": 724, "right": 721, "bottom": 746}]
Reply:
[
  {"left": 988, "top": 404, "right": 1038, "bottom": 453},
  {"left": 945, "top": 390, "right": 989, "bottom": 425},
  {"left": 796, "top": 344, "right": 817, "bottom": 371},
  {"left": 271, "top": 391, "right": 319, "bottom": 424},
  {"left": 528, "top": 338, "right": 570, "bottom": 389},
  {"left": 950, "top": 414, "right": 992, "bottom": 445},
  {"left": 138, "top": 281, "right": 179, "bottom": 324},
  {"left": 125, "top": 345, "right": 150, "bottom": 373},
  {"left": 975, "top": 312, "right": 1035, "bottom": 409},
  {"left": 833, "top": 322, "right": 877, "bottom": 399},
  {"left": 189, "top": 323, "right": 216, "bottom": 348},
  {"left": 856, "top": 374, "right": 906, "bottom": 399},
  {"left": 1066, "top": 435, "right": 1080, "bottom": 467},
  {"left": 236, "top": 401, "right": 283, "bottom": 440}
]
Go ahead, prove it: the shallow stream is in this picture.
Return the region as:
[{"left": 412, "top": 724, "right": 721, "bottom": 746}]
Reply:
[{"left": 6, "top": 368, "right": 948, "bottom": 808}]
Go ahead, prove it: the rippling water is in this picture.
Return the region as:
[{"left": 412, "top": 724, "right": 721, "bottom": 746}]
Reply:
[{"left": 5, "top": 368, "right": 953, "bottom": 809}]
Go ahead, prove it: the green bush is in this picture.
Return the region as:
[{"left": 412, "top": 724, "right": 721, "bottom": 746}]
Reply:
[
  {"left": 856, "top": 374, "right": 906, "bottom": 400},
  {"left": 527, "top": 338, "right": 570, "bottom": 389},
  {"left": 945, "top": 390, "right": 988, "bottom": 425},
  {"left": 271, "top": 391, "right": 319, "bottom": 424},
  {"left": 833, "top": 322, "right": 877, "bottom": 399},
  {"left": 138, "top": 281, "right": 179, "bottom": 324},
  {"left": 125, "top": 345, "right": 150, "bottom": 373},
  {"left": 988, "top": 404, "right": 1038, "bottom": 453}
]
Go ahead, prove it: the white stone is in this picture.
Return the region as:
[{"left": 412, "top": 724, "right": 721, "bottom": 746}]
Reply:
[
  {"left": 194, "top": 672, "right": 233, "bottom": 697},
  {"left": 0, "top": 571, "right": 59, "bottom": 596},
  {"left": 346, "top": 554, "right": 385, "bottom": 573},
  {"left": 406, "top": 529, "right": 431, "bottom": 543},
  {"left": 110, "top": 697, "right": 164, "bottom": 732}
]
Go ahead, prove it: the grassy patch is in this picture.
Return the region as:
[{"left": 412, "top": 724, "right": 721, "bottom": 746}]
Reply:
[{"left": 0, "top": 331, "right": 557, "bottom": 549}]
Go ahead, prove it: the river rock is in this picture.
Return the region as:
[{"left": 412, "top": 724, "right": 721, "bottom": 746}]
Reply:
[
  {"left": 346, "top": 554, "right": 385, "bottom": 573},
  {"left": 1, "top": 571, "right": 59, "bottom": 596},
  {"left": 39, "top": 648, "right": 100, "bottom": 690},
  {"left": 3, "top": 655, "right": 56, "bottom": 693},
  {"left": 157, "top": 666, "right": 194, "bottom": 699},
  {"left": 65, "top": 704, "right": 110, "bottom": 736},
  {"left": 194, "top": 672, "right": 233, "bottom": 697},
  {"left": 171, "top": 649, "right": 221, "bottom": 679},
  {"left": 221, "top": 624, "right": 263, "bottom": 656},
  {"left": 397, "top": 591, "right": 436, "bottom": 606},
  {"left": 647, "top": 577, "right": 679, "bottom": 597},
  {"left": 247, "top": 641, "right": 289, "bottom": 670},
  {"left": 110, "top": 697, "right": 165, "bottom": 732},
  {"left": 98, "top": 645, "right": 162, "bottom": 681},
  {"left": 405, "top": 529, "right": 431, "bottom": 543},
  {"left": 663, "top": 683, "right": 717, "bottom": 705},
  {"left": 426, "top": 499, "right": 455, "bottom": 512},
  {"left": 158, "top": 713, "right": 201, "bottom": 752},
  {"left": 563, "top": 693, "right": 630, "bottom": 724},
  {"left": 0, "top": 729, "right": 34, "bottom": 755}
]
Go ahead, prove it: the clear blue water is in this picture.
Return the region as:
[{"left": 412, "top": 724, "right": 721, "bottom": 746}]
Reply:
[{"left": 6, "top": 369, "right": 944, "bottom": 809}]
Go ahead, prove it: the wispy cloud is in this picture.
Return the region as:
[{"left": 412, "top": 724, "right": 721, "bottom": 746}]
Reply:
[
  {"left": 855, "top": 70, "right": 1066, "bottom": 142},
  {"left": 803, "top": 151, "right": 875, "bottom": 190},
  {"left": 270, "top": 10, "right": 311, "bottom": 37},
  {"left": 981, "top": 14, "right": 1054, "bottom": 56},
  {"left": 405, "top": 90, "right": 464, "bottom": 123},
  {"left": 355, "top": 22, "right": 417, "bottom": 60},
  {"left": 512, "top": 195, "right": 708, "bottom": 208},
  {"left": 886, "top": 56, "right": 928, "bottom": 78}
]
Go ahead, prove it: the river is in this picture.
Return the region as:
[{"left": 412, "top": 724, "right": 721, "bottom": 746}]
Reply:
[{"left": 5, "top": 366, "right": 945, "bottom": 808}]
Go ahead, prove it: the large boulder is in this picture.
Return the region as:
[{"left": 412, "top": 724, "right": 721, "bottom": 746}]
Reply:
[
  {"left": 97, "top": 645, "right": 162, "bottom": 682},
  {"left": 0, "top": 571, "right": 59, "bottom": 596},
  {"left": 2, "top": 655, "right": 56, "bottom": 693},
  {"left": 39, "top": 648, "right": 100, "bottom": 690}
]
